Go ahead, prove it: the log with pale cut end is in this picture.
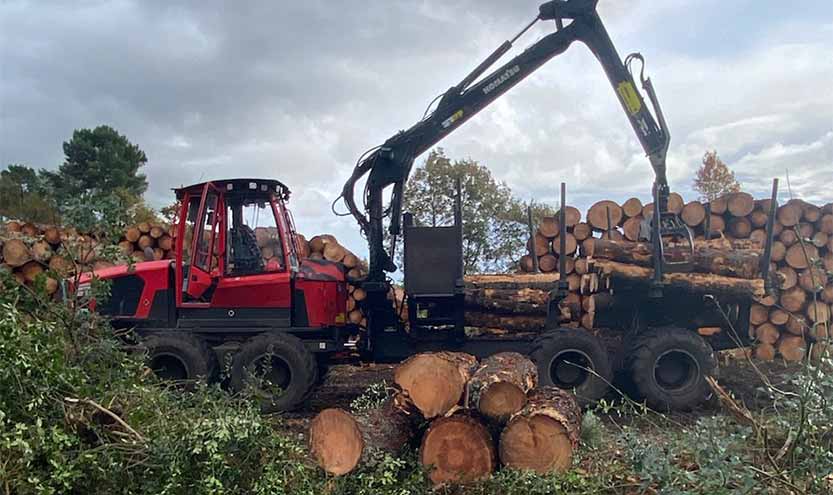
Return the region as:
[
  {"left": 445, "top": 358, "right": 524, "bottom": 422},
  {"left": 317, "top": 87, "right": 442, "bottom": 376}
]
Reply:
[
  {"left": 149, "top": 225, "right": 165, "bottom": 239},
  {"left": 48, "top": 255, "right": 74, "bottom": 277},
  {"left": 798, "top": 267, "right": 826, "bottom": 293},
  {"left": 600, "top": 229, "right": 624, "bottom": 241},
  {"left": 308, "top": 234, "right": 335, "bottom": 253},
  {"left": 621, "top": 197, "right": 643, "bottom": 218},
  {"left": 467, "top": 352, "right": 537, "bottom": 423},
  {"left": 594, "top": 260, "right": 765, "bottom": 298},
  {"left": 587, "top": 200, "right": 623, "bottom": 231},
  {"left": 5, "top": 221, "right": 22, "bottom": 233},
  {"left": 31, "top": 241, "right": 52, "bottom": 263},
  {"left": 769, "top": 308, "right": 790, "bottom": 326},
  {"left": 420, "top": 414, "right": 495, "bottom": 486},
  {"left": 574, "top": 258, "right": 590, "bottom": 275},
  {"left": 309, "top": 401, "right": 414, "bottom": 476},
  {"left": 394, "top": 352, "right": 478, "bottom": 419},
  {"left": 749, "top": 229, "right": 767, "bottom": 246},
  {"left": 777, "top": 202, "right": 802, "bottom": 227},
  {"left": 727, "top": 192, "right": 754, "bottom": 217},
  {"left": 125, "top": 227, "right": 141, "bottom": 244},
  {"left": 803, "top": 203, "right": 821, "bottom": 223},
  {"left": 667, "top": 192, "right": 685, "bottom": 215},
  {"left": 20, "top": 223, "right": 39, "bottom": 237},
  {"left": 137, "top": 235, "right": 153, "bottom": 250},
  {"left": 117, "top": 241, "right": 133, "bottom": 256},
  {"left": 528, "top": 233, "right": 550, "bottom": 257},
  {"left": 2, "top": 239, "right": 31, "bottom": 267},
  {"left": 707, "top": 214, "right": 726, "bottom": 234},
  {"left": 346, "top": 267, "right": 362, "bottom": 281},
  {"left": 348, "top": 310, "right": 363, "bottom": 325},
  {"left": 784, "top": 243, "right": 818, "bottom": 270},
  {"left": 709, "top": 195, "right": 728, "bottom": 215},
  {"left": 749, "top": 304, "right": 769, "bottom": 326},
  {"left": 43, "top": 226, "right": 61, "bottom": 245},
  {"left": 539, "top": 254, "right": 557, "bottom": 273},
  {"left": 755, "top": 343, "right": 776, "bottom": 361},
  {"left": 136, "top": 222, "right": 151, "bottom": 234},
  {"left": 777, "top": 266, "right": 797, "bottom": 290},
  {"left": 754, "top": 323, "right": 780, "bottom": 345},
  {"left": 770, "top": 241, "right": 786, "bottom": 263},
  {"left": 749, "top": 210, "right": 768, "bottom": 229},
  {"left": 785, "top": 315, "right": 808, "bottom": 336},
  {"left": 798, "top": 222, "right": 814, "bottom": 240},
  {"left": 779, "top": 335, "right": 807, "bottom": 362},
  {"left": 499, "top": 386, "right": 581, "bottom": 474},
  {"left": 558, "top": 206, "right": 582, "bottom": 228},
  {"left": 157, "top": 235, "right": 173, "bottom": 251},
  {"left": 572, "top": 222, "right": 592, "bottom": 242},
  {"left": 580, "top": 312, "right": 595, "bottom": 330},
  {"left": 681, "top": 201, "right": 706, "bottom": 228},
  {"left": 552, "top": 233, "right": 577, "bottom": 256},
  {"left": 352, "top": 287, "right": 367, "bottom": 301},
  {"left": 806, "top": 301, "right": 831, "bottom": 324},
  {"left": 824, "top": 252, "right": 833, "bottom": 271},
  {"left": 21, "top": 261, "right": 44, "bottom": 283},
  {"left": 780, "top": 286, "right": 807, "bottom": 313},
  {"left": 779, "top": 229, "right": 798, "bottom": 247},
  {"left": 342, "top": 252, "right": 359, "bottom": 269},
  {"left": 812, "top": 231, "right": 828, "bottom": 248},
  {"left": 323, "top": 242, "right": 346, "bottom": 262},
  {"left": 728, "top": 217, "right": 752, "bottom": 239},
  {"left": 622, "top": 216, "right": 643, "bottom": 241},
  {"left": 538, "top": 217, "right": 560, "bottom": 239},
  {"left": 818, "top": 214, "right": 833, "bottom": 235}
]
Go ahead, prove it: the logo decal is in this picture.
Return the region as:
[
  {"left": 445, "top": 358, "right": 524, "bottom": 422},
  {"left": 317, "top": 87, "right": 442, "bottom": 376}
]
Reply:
[
  {"left": 442, "top": 110, "right": 464, "bottom": 129},
  {"left": 616, "top": 81, "right": 642, "bottom": 115},
  {"left": 483, "top": 65, "right": 521, "bottom": 95}
]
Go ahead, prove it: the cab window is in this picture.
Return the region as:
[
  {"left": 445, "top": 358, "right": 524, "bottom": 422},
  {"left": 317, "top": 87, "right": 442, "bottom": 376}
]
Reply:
[{"left": 226, "top": 199, "right": 284, "bottom": 275}]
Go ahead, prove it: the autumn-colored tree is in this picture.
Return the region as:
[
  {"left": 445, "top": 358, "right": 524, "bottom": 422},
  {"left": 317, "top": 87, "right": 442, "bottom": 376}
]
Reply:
[{"left": 693, "top": 151, "right": 741, "bottom": 201}]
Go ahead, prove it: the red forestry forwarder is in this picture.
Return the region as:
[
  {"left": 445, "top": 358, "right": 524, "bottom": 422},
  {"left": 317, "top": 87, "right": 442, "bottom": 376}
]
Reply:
[{"left": 82, "top": 1, "right": 776, "bottom": 412}]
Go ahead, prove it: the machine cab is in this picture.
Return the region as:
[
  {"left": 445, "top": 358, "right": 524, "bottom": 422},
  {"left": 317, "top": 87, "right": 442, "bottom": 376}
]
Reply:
[{"left": 173, "top": 179, "right": 301, "bottom": 325}]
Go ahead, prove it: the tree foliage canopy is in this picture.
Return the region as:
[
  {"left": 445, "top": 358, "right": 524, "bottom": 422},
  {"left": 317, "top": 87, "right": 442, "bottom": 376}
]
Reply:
[
  {"left": 693, "top": 150, "right": 741, "bottom": 201},
  {"left": 401, "top": 149, "right": 550, "bottom": 273},
  {"left": 0, "top": 164, "right": 58, "bottom": 223}
]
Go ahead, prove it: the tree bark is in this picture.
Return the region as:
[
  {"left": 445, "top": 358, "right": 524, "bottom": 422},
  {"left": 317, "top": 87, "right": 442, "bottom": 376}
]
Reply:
[
  {"left": 467, "top": 352, "right": 538, "bottom": 423},
  {"left": 464, "top": 287, "right": 549, "bottom": 314},
  {"left": 420, "top": 413, "right": 495, "bottom": 486},
  {"left": 394, "top": 352, "right": 478, "bottom": 419},
  {"left": 498, "top": 386, "right": 581, "bottom": 474}
]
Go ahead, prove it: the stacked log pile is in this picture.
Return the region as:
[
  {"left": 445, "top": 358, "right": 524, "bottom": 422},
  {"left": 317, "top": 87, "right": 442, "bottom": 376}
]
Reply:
[
  {"left": 118, "top": 222, "right": 176, "bottom": 262},
  {"left": 308, "top": 351, "right": 582, "bottom": 485},
  {"left": 516, "top": 194, "right": 833, "bottom": 362}
]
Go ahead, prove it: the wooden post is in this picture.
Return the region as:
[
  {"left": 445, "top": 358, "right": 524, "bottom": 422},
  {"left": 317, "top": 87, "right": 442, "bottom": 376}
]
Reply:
[{"left": 527, "top": 205, "right": 540, "bottom": 273}]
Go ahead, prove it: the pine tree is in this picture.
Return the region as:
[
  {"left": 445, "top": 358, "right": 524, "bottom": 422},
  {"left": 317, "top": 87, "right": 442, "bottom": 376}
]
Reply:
[{"left": 693, "top": 151, "right": 741, "bottom": 201}]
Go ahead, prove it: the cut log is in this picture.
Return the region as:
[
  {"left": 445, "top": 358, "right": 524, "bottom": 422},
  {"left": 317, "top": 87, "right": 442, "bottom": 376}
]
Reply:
[
  {"left": 780, "top": 286, "right": 807, "bottom": 313},
  {"left": 777, "top": 203, "right": 802, "bottom": 227},
  {"left": 667, "top": 193, "right": 684, "bottom": 215},
  {"left": 777, "top": 266, "right": 797, "bottom": 290},
  {"left": 769, "top": 308, "right": 790, "bottom": 326},
  {"left": 582, "top": 293, "right": 616, "bottom": 313},
  {"left": 798, "top": 267, "right": 826, "bottom": 293},
  {"left": 136, "top": 222, "right": 151, "bottom": 234},
  {"left": 558, "top": 293, "right": 582, "bottom": 321},
  {"left": 779, "top": 229, "right": 798, "bottom": 247},
  {"left": 728, "top": 217, "right": 752, "bottom": 239},
  {"left": 770, "top": 241, "right": 786, "bottom": 263},
  {"left": 557, "top": 206, "right": 582, "bottom": 228},
  {"left": 778, "top": 335, "right": 806, "bottom": 362},
  {"left": 806, "top": 301, "right": 831, "bottom": 324},
  {"left": 157, "top": 235, "right": 173, "bottom": 251},
  {"left": 420, "top": 414, "right": 495, "bottom": 486},
  {"left": 785, "top": 315, "right": 808, "bottom": 336},
  {"left": 587, "top": 200, "right": 623, "bottom": 231},
  {"left": 822, "top": 285, "right": 833, "bottom": 304},
  {"left": 499, "top": 386, "right": 581, "bottom": 474},
  {"left": 528, "top": 233, "right": 551, "bottom": 257},
  {"left": 309, "top": 401, "right": 413, "bottom": 476},
  {"left": 727, "top": 192, "right": 755, "bottom": 217},
  {"left": 580, "top": 312, "right": 595, "bottom": 330},
  {"left": 465, "top": 273, "right": 561, "bottom": 290},
  {"left": 803, "top": 203, "right": 821, "bottom": 223},
  {"left": 5, "top": 221, "right": 22, "bottom": 232},
  {"left": 552, "top": 233, "right": 577, "bottom": 256},
  {"left": 574, "top": 258, "right": 590, "bottom": 275},
  {"left": 48, "top": 255, "right": 74, "bottom": 277},
  {"left": 600, "top": 229, "right": 624, "bottom": 241},
  {"left": 137, "top": 235, "right": 153, "bottom": 250},
  {"left": 31, "top": 241, "right": 53, "bottom": 263},
  {"left": 394, "top": 352, "right": 478, "bottom": 419},
  {"left": 124, "top": 227, "right": 141, "bottom": 243},
  {"left": 754, "top": 323, "right": 780, "bottom": 345},
  {"left": 2, "top": 239, "right": 31, "bottom": 267},
  {"left": 520, "top": 255, "right": 535, "bottom": 273},
  {"left": 117, "top": 241, "right": 134, "bottom": 256},
  {"left": 308, "top": 234, "right": 336, "bottom": 253},
  {"left": 622, "top": 216, "right": 643, "bottom": 241},
  {"left": 20, "top": 223, "right": 39, "bottom": 237},
  {"left": 566, "top": 273, "right": 581, "bottom": 292},
  {"left": 681, "top": 201, "right": 706, "bottom": 227},
  {"left": 824, "top": 253, "right": 833, "bottom": 272},
  {"left": 755, "top": 343, "right": 776, "bottom": 361},
  {"left": 43, "top": 226, "right": 61, "bottom": 245},
  {"left": 798, "top": 222, "right": 814, "bottom": 240},
  {"left": 583, "top": 239, "right": 761, "bottom": 279},
  {"left": 538, "top": 217, "right": 560, "bottom": 239},
  {"left": 784, "top": 243, "right": 818, "bottom": 270},
  {"left": 709, "top": 195, "right": 728, "bottom": 215},
  {"left": 467, "top": 352, "right": 537, "bottom": 423},
  {"left": 21, "top": 261, "right": 44, "bottom": 283},
  {"left": 572, "top": 223, "right": 592, "bottom": 242},
  {"left": 539, "top": 254, "right": 557, "bottom": 273},
  {"left": 749, "top": 210, "right": 769, "bottom": 228},
  {"left": 818, "top": 214, "right": 833, "bottom": 235},
  {"left": 621, "top": 197, "right": 643, "bottom": 218},
  {"left": 708, "top": 214, "right": 726, "bottom": 234},
  {"left": 149, "top": 225, "right": 165, "bottom": 239},
  {"left": 812, "top": 231, "right": 828, "bottom": 248},
  {"left": 749, "top": 304, "right": 769, "bottom": 326},
  {"left": 594, "top": 260, "right": 765, "bottom": 298}
]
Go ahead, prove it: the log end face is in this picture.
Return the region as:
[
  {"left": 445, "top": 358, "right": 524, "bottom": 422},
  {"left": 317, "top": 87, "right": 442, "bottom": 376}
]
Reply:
[
  {"left": 309, "top": 408, "right": 364, "bottom": 476},
  {"left": 499, "top": 415, "right": 573, "bottom": 474},
  {"left": 420, "top": 415, "right": 495, "bottom": 486},
  {"left": 478, "top": 382, "right": 527, "bottom": 422}
]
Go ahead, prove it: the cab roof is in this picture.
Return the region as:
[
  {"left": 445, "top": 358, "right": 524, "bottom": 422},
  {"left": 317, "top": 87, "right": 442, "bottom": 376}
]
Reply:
[{"left": 174, "top": 178, "right": 291, "bottom": 201}]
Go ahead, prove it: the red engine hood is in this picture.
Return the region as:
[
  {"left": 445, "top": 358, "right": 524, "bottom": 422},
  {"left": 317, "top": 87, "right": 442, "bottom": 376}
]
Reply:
[{"left": 77, "top": 260, "right": 172, "bottom": 284}]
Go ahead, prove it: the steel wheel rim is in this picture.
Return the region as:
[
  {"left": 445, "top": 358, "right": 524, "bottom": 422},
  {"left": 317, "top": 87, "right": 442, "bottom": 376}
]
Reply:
[
  {"left": 653, "top": 349, "right": 700, "bottom": 393},
  {"left": 549, "top": 349, "right": 593, "bottom": 389}
]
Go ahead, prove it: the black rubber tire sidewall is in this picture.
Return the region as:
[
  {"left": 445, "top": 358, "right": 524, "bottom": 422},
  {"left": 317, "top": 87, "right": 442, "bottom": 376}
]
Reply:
[
  {"left": 230, "top": 333, "right": 317, "bottom": 413},
  {"left": 627, "top": 328, "right": 717, "bottom": 411},
  {"left": 531, "top": 328, "right": 613, "bottom": 407},
  {"left": 142, "top": 332, "right": 215, "bottom": 386}
]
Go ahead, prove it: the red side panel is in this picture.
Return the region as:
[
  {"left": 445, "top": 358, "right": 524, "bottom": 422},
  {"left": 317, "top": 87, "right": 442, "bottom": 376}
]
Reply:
[
  {"left": 295, "top": 258, "right": 347, "bottom": 327},
  {"left": 211, "top": 272, "right": 292, "bottom": 308},
  {"left": 79, "top": 260, "right": 172, "bottom": 319}
]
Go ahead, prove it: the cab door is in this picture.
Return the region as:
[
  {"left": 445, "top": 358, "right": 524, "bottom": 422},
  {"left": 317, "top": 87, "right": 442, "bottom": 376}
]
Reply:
[{"left": 184, "top": 183, "right": 222, "bottom": 302}]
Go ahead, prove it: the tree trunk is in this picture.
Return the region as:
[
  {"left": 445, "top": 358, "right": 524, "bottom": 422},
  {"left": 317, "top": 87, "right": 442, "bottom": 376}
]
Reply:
[
  {"left": 818, "top": 214, "right": 833, "bottom": 235},
  {"left": 324, "top": 242, "right": 346, "bottom": 262},
  {"left": 559, "top": 206, "right": 582, "bottom": 228},
  {"left": 157, "top": 235, "right": 173, "bottom": 251},
  {"left": 394, "top": 352, "right": 478, "bottom": 419},
  {"left": 43, "top": 226, "right": 62, "bottom": 245},
  {"left": 770, "top": 241, "right": 786, "bottom": 262},
  {"left": 667, "top": 192, "right": 685, "bottom": 215},
  {"left": 464, "top": 273, "right": 562, "bottom": 290},
  {"left": 309, "top": 401, "right": 414, "bottom": 476},
  {"left": 528, "top": 233, "right": 551, "bottom": 257},
  {"left": 420, "top": 413, "right": 496, "bottom": 486},
  {"left": 539, "top": 254, "right": 557, "bottom": 273},
  {"left": 798, "top": 267, "right": 826, "bottom": 293},
  {"left": 755, "top": 343, "right": 776, "bottom": 361},
  {"left": 749, "top": 210, "right": 769, "bottom": 228},
  {"left": 464, "top": 287, "right": 549, "bottom": 315},
  {"left": 31, "top": 241, "right": 52, "bottom": 263},
  {"left": 498, "top": 386, "right": 581, "bottom": 474},
  {"left": 467, "top": 352, "right": 537, "bottom": 423},
  {"left": 785, "top": 315, "right": 808, "bottom": 336},
  {"left": 769, "top": 308, "right": 790, "bottom": 326},
  {"left": 21, "top": 261, "right": 44, "bottom": 283}
]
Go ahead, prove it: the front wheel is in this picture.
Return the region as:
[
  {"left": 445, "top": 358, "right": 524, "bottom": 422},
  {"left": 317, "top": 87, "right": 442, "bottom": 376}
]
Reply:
[
  {"left": 230, "top": 333, "right": 318, "bottom": 412},
  {"left": 627, "top": 328, "right": 717, "bottom": 411}
]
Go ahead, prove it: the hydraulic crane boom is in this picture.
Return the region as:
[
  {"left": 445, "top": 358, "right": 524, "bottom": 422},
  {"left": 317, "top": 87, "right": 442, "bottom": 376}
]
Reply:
[{"left": 341, "top": 0, "right": 675, "bottom": 285}]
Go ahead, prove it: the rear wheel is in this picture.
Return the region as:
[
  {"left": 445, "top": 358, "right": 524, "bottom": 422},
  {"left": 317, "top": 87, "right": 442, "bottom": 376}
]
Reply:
[
  {"left": 142, "top": 332, "right": 216, "bottom": 387},
  {"left": 230, "top": 333, "right": 317, "bottom": 412},
  {"left": 531, "top": 328, "right": 612, "bottom": 407},
  {"left": 627, "top": 328, "right": 717, "bottom": 411}
]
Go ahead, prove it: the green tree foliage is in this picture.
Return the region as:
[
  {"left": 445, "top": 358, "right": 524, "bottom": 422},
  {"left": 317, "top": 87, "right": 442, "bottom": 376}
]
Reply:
[
  {"left": 43, "top": 125, "right": 149, "bottom": 206},
  {"left": 693, "top": 150, "right": 741, "bottom": 201},
  {"left": 401, "top": 149, "right": 540, "bottom": 273},
  {"left": 0, "top": 164, "right": 58, "bottom": 223}
]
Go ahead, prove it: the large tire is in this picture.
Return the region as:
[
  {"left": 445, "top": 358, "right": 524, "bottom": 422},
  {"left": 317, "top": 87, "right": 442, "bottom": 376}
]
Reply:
[
  {"left": 142, "top": 332, "right": 216, "bottom": 386},
  {"left": 531, "top": 328, "right": 612, "bottom": 407},
  {"left": 230, "top": 333, "right": 317, "bottom": 412},
  {"left": 627, "top": 327, "right": 717, "bottom": 411}
]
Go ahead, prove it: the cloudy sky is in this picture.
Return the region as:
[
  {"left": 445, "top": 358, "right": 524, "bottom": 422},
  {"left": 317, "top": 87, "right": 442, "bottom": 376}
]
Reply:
[{"left": 2, "top": 0, "right": 831, "bottom": 255}]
